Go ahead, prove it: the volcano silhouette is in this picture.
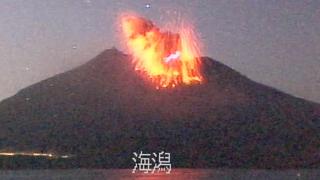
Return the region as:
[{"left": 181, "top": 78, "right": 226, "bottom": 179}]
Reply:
[{"left": 0, "top": 48, "right": 319, "bottom": 169}]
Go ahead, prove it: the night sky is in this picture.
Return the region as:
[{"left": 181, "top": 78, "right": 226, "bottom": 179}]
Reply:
[{"left": 0, "top": 0, "right": 319, "bottom": 102}]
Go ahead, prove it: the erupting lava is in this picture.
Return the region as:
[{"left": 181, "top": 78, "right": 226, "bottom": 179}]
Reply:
[{"left": 120, "top": 14, "right": 203, "bottom": 88}]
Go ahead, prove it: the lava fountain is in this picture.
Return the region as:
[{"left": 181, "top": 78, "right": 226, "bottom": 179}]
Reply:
[{"left": 120, "top": 14, "right": 203, "bottom": 89}]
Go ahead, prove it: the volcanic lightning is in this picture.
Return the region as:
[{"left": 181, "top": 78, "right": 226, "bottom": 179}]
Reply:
[{"left": 120, "top": 14, "right": 203, "bottom": 88}]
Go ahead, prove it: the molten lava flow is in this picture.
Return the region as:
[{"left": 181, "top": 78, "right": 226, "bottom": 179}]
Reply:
[{"left": 120, "top": 14, "right": 203, "bottom": 88}]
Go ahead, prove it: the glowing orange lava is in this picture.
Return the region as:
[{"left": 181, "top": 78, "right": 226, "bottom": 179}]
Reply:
[{"left": 120, "top": 14, "right": 203, "bottom": 88}]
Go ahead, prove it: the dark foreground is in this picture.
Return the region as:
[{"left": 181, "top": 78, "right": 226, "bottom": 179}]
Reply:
[{"left": 0, "top": 169, "right": 319, "bottom": 180}]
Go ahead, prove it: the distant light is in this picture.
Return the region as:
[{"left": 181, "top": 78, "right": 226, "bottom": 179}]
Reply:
[
  {"left": 0, "top": 152, "right": 15, "bottom": 156},
  {"left": 0, "top": 151, "right": 72, "bottom": 158},
  {"left": 145, "top": 3, "right": 151, "bottom": 8}
]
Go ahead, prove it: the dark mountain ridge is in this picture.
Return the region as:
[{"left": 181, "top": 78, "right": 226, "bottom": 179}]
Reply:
[{"left": 0, "top": 48, "right": 319, "bottom": 168}]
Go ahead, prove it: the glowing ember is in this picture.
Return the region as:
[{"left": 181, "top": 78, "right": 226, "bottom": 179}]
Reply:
[{"left": 120, "top": 14, "right": 203, "bottom": 88}]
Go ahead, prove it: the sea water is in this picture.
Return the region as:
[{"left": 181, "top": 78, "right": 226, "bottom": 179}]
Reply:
[{"left": 0, "top": 169, "right": 318, "bottom": 180}]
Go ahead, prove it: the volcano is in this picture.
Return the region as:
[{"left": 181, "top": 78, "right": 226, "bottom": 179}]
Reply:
[{"left": 0, "top": 48, "right": 319, "bottom": 168}]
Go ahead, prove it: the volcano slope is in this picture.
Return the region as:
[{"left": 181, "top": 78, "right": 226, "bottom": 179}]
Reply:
[{"left": 0, "top": 48, "right": 319, "bottom": 169}]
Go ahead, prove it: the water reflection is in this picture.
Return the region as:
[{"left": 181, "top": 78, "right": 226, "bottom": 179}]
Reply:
[
  {"left": 103, "top": 169, "right": 211, "bottom": 180},
  {"left": 101, "top": 169, "right": 316, "bottom": 180}
]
